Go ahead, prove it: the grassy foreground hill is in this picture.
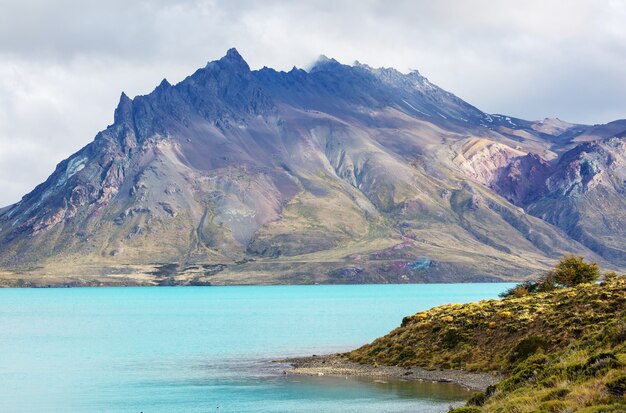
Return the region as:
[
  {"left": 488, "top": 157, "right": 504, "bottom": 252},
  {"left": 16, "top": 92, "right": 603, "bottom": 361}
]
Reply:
[{"left": 348, "top": 276, "right": 626, "bottom": 412}]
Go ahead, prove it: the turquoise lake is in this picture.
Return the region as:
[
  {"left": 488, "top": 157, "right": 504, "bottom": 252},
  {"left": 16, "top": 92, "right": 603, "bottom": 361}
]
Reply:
[{"left": 0, "top": 284, "right": 513, "bottom": 412}]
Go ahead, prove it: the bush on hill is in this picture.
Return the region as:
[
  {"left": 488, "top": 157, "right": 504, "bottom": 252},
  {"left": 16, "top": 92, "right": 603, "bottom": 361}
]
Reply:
[{"left": 501, "top": 255, "right": 602, "bottom": 298}]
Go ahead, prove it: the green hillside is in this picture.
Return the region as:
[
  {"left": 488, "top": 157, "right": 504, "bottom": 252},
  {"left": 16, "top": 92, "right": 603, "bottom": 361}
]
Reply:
[{"left": 349, "top": 269, "right": 626, "bottom": 412}]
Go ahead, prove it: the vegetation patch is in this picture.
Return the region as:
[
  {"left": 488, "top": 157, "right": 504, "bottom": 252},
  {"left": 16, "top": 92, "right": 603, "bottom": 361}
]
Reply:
[
  {"left": 347, "top": 257, "right": 626, "bottom": 412},
  {"left": 202, "top": 263, "right": 227, "bottom": 276},
  {"left": 508, "top": 335, "right": 549, "bottom": 363},
  {"left": 605, "top": 375, "right": 626, "bottom": 397},
  {"left": 149, "top": 263, "right": 178, "bottom": 277}
]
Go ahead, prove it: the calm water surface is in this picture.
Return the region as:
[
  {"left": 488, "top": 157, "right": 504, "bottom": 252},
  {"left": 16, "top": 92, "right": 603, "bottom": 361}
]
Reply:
[{"left": 0, "top": 284, "right": 512, "bottom": 412}]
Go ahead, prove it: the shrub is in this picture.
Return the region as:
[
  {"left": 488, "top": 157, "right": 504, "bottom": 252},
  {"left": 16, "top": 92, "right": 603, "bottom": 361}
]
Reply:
[
  {"left": 605, "top": 375, "right": 626, "bottom": 397},
  {"left": 501, "top": 255, "right": 600, "bottom": 298},
  {"left": 550, "top": 255, "right": 600, "bottom": 287},
  {"left": 500, "top": 281, "right": 536, "bottom": 298},
  {"left": 509, "top": 336, "right": 549, "bottom": 363},
  {"left": 499, "top": 354, "right": 549, "bottom": 391},
  {"left": 577, "top": 406, "right": 626, "bottom": 413},
  {"left": 541, "top": 388, "right": 571, "bottom": 401},
  {"left": 539, "top": 400, "right": 569, "bottom": 412},
  {"left": 467, "top": 391, "right": 487, "bottom": 406},
  {"left": 585, "top": 353, "right": 621, "bottom": 375},
  {"left": 499, "top": 280, "right": 548, "bottom": 298},
  {"left": 567, "top": 353, "right": 621, "bottom": 381},
  {"left": 442, "top": 329, "right": 465, "bottom": 349},
  {"left": 448, "top": 407, "right": 481, "bottom": 413},
  {"left": 601, "top": 271, "right": 619, "bottom": 284},
  {"left": 605, "top": 321, "right": 626, "bottom": 347}
]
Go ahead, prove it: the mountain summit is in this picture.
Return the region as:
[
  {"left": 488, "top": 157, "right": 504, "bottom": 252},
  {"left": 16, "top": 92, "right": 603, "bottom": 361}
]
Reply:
[{"left": 1, "top": 49, "right": 625, "bottom": 286}]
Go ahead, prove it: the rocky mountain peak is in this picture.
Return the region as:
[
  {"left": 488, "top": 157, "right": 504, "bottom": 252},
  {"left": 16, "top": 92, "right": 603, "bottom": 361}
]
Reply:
[
  {"left": 156, "top": 78, "right": 171, "bottom": 90},
  {"left": 309, "top": 55, "right": 342, "bottom": 73},
  {"left": 113, "top": 92, "right": 133, "bottom": 124},
  {"left": 213, "top": 47, "right": 250, "bottom": 72}
]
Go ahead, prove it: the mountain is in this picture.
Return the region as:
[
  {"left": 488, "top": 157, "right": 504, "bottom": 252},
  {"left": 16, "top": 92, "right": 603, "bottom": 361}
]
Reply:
[{"left": 1, "top": 48, "right": 624, "bottom": 286}]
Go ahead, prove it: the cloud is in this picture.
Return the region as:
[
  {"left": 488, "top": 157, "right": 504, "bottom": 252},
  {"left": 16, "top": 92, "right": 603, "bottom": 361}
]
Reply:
[{"left": 1, "top": 0, "right": 625, "bottom": 205}]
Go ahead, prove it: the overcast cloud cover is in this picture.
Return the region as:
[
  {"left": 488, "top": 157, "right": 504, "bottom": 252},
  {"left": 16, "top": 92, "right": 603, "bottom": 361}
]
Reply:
[{"left": 1, "top": 0, "right": 626, "bottom": 206}]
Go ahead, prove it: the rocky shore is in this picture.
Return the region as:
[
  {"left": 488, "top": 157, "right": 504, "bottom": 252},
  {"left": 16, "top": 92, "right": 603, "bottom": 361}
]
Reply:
[{"left": 279, "top": 353, "right": 502, "bottom": 391}]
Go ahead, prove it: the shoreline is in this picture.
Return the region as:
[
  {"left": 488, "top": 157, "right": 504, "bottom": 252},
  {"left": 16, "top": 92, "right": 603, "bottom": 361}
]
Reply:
[
  {"left": 0, "top": 276, "right": 519, "bottom": 288},
  {"left": 277, "top": 353, "right": 503, "bottom": 392}
]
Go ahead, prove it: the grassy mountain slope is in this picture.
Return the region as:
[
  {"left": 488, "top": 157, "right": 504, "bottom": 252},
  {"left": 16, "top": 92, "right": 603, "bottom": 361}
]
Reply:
[{"left": 349, "top": 277, "right": 626, "bottom": 412}]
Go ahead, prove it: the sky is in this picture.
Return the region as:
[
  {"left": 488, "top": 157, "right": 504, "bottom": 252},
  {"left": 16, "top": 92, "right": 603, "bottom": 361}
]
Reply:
[{"left": 1, "top": 0, "right": 626, "bottom": 207}]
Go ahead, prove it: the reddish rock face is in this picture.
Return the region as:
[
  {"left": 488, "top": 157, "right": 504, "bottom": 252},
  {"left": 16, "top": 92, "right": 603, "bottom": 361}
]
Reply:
[
  {"left": 492, "top": 153, "right": 552, "bottom": 206},
  {"left": 455, "top": 136, "right": 626, "bottom": 266}
]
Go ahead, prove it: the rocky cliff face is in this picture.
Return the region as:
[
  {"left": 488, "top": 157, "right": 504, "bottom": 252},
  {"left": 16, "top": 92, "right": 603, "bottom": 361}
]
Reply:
[
  {"left": 525, "top": 138, "right": 626, "bottom": 265},
  {"left": 0, "top": 49, "right": 623, "bottom": 286}
]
